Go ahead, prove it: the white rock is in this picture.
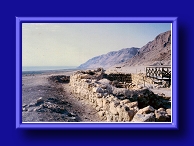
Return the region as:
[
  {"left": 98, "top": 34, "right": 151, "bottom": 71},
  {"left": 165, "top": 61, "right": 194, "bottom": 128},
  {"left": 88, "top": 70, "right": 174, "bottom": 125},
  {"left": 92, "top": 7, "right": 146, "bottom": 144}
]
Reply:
[
  {"left": 158, "top": 108, "right": 165, "bottom": 111},
  {"left": 137, "top": 105, "right": 155, "bottom": 114},
  {"left": 155, "top": 110, "right": 167, "bottom": 122},
  {"left": 80, "top": 74, "right": 92, "bottom": 79},
  {"left": 98, "top": 111, "right": 105, "bottom": 117},
  {"left": 102, "top": 98, "right": 110, "bottom": 110},
  {"left": 96, "top": 98, "right": 103, "bottom": 108},
  {"left": 109, "top": 102, "right": 119, "bottom": 115},
  {"left": 166, "top": 109, "right": 171, "bottom": 116},
  {"left": 125, "top": 101, "right": 138, "bottom": 108},
  {"left": 132, "top": 113, "right": 155, "bottom": 122},
  {"left": 120, "top": 99, "right": 131, "bottom": 105}
]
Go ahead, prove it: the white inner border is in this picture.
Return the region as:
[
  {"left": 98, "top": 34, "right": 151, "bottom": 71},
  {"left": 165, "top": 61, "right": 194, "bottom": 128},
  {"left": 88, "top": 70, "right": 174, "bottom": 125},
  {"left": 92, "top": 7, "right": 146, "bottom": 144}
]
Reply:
[{"left": 22, "top": 23, "right": 173, "bottom": 124}]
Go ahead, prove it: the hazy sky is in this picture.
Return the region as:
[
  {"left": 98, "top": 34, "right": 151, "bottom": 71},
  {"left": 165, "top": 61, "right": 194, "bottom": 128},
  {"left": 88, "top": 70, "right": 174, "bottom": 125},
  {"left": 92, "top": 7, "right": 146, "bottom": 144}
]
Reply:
[{"left": 22, "top": 23, "right": 171, "bottom": 67}]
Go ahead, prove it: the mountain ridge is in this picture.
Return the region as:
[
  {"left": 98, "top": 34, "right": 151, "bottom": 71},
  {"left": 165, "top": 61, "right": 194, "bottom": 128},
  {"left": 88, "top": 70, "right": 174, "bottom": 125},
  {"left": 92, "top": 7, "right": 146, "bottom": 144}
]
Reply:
[
  {"left": 121, "top": 30, "right": 171, "bottom": 67},
  {"left": 78, "top": 30, "right": 171, "bottom": 69},
  {"left": 78, "top": 47, "right": 140, "bottom": 69}
]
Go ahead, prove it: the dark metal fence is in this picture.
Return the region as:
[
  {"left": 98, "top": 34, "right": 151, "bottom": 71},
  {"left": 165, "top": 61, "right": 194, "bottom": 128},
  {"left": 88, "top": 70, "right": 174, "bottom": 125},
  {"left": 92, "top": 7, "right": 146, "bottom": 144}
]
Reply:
[{"left": 146, "top": 66, "right": 171, "bottom": 79}]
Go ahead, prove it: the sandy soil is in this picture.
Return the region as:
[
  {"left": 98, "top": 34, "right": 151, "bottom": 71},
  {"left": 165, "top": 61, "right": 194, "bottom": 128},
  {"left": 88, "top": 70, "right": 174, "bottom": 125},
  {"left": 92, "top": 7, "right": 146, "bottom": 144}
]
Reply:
[
  {"left": 22, "top": 71, "right": 103, "bottom": 122},
  {"left": 105, "top": 66, "right": 147, "bottom": 74}
]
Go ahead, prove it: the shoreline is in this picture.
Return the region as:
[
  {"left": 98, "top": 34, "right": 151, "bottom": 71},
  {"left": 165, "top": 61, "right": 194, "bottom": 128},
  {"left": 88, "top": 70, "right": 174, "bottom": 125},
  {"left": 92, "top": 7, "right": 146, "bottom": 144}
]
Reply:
[{"left": 22, "top": 68, "right": 78, "bottom": 75}]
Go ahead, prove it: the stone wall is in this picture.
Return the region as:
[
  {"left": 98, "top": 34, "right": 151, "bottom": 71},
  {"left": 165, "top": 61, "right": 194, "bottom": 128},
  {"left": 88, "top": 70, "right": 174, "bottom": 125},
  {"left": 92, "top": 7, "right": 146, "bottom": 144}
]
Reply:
[
  {"left": 69, "top": 68, "right": 171, "bottom": 122},
  {"left": 131, "top": 73, "right": 153, "bottom": 86},
  {"left": 131, "top": 73, "right": 170, "bottom": 88},
  {"left": 103, "top": 73, "right": 153, "bottom": 89},
  {"left": 103, "top": 73, "right": 132, "bottom": 83},
  {"left": 69, "top": 69, "right": 138, "bottom": 122}
]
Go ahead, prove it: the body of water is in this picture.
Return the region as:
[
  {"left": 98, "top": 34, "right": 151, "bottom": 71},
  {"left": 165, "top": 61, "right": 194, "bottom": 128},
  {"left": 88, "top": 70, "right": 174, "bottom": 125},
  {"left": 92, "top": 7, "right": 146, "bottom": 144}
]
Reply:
[{"left": 22, "top": 66, "right": 77, "bottom": 72}]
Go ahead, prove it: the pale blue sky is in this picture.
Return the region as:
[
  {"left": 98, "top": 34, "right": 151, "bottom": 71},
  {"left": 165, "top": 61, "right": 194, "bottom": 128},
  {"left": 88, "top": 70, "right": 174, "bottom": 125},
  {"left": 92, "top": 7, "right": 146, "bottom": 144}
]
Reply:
[{"left": 22, "top": 23, "right": 171, "bottom": 66}]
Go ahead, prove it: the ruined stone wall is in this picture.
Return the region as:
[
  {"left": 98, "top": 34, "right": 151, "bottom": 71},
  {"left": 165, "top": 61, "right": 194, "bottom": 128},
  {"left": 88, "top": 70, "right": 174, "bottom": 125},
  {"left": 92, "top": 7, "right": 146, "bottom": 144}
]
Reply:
[
  {"left": 69, "top": 69, "right": 171, "bottom": 122},
  {"left": 104, "top": 73, "right": 153, "bottom": 88},
  {"left": 131, "top": 73, "right": 153, "bottom": 86},
  {"left": 69, "top": 70, "right": 139, "bottom": 122},
  {"left": 103, "top": 73, "right": 132, "bottom": 83}
]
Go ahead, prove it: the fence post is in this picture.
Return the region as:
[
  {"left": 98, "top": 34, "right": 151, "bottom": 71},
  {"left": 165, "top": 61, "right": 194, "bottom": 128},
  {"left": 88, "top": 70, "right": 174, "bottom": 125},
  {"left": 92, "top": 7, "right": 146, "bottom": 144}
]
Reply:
[{"left": 143, "top": 76, "right": 145, "bottom": 87}]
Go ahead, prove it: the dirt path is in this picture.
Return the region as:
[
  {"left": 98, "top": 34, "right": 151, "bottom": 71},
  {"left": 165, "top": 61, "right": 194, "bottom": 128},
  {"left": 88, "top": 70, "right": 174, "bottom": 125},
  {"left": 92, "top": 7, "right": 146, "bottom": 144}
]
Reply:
[{"left": 22, "top": 72, "right": 103, "bottom": 122}]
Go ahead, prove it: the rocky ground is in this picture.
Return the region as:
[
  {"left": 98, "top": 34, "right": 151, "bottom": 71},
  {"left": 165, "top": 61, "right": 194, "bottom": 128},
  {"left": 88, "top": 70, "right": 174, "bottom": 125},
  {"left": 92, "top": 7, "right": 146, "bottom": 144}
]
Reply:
[
  {"left": 22, "top": 68, "right": 172, "bottom": 123},
  {"left": 22, "top": 72, "right": 103, "bottom": 122}
]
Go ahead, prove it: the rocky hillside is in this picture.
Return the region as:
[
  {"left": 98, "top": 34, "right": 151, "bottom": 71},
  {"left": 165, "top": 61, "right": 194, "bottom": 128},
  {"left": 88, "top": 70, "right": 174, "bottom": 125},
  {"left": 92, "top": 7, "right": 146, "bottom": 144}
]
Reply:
[
  {"left": 78, "top": 30, "right": 171, "bottom": 69},
  {"left": 78, "top": 47, "right": 139, "bottom": 69},
  {"left": 122, "top": 30, "right": 171, "bottom": 66}
]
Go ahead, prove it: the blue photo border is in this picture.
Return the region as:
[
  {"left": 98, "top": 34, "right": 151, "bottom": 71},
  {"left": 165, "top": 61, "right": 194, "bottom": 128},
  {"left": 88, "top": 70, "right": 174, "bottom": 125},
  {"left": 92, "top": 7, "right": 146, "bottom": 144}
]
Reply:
[{"left": 16, "top": 17, "right": 178, "bottom": 129}]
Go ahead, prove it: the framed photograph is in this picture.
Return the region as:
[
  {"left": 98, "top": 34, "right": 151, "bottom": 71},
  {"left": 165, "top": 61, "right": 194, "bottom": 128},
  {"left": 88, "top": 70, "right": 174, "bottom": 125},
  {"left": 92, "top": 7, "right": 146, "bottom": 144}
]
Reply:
[{"left": 16, "top": 17, "right": 178, "bottom": 129}]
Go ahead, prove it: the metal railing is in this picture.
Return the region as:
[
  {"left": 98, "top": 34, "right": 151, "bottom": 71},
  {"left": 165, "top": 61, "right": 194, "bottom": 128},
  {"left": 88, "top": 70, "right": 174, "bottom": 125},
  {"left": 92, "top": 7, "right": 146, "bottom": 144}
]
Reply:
[{"left": 146, "top": 66, "right": 171, "bottom": 80}]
